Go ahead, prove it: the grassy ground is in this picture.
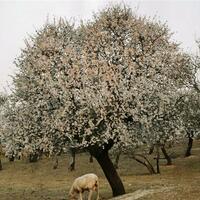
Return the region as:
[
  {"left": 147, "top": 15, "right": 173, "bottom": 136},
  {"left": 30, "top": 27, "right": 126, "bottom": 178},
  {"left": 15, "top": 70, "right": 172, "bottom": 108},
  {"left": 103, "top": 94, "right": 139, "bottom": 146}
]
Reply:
[{"left": 0, "top": 141, "right": 200, "bottom": 200}]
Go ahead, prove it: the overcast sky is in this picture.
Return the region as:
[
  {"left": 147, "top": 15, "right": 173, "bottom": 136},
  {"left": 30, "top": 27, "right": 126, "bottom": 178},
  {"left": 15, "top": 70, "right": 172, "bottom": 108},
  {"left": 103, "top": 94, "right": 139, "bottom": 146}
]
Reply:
[{"left": 1, "top": 0, "right": 200, "bottom": 93}]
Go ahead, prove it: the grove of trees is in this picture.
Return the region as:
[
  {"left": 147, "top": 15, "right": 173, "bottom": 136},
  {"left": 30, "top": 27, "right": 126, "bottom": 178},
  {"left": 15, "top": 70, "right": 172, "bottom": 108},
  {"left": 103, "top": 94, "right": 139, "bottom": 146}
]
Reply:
[{"left": 0, "top": 5, "right": 200, "bottom": 197}]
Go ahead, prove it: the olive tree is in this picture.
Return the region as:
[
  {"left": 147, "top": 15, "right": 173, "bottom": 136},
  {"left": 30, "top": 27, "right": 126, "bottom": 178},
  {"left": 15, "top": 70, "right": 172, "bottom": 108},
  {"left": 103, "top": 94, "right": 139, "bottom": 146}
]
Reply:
[{"left": 4, "top": 6, "right": 192, "bottom": 196}]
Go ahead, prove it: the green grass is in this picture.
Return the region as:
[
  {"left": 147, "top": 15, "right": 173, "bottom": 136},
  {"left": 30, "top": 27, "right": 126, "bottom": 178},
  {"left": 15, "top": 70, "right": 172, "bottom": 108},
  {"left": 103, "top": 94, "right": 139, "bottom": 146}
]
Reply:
[{"left": 0, "top": 140, "right": 200, "bottom": 200}]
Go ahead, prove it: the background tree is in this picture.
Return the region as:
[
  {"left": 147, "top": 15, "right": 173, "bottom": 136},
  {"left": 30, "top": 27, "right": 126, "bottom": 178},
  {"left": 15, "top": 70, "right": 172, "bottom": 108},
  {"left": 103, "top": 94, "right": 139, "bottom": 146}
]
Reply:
[
  {"left": 0, "top": 93, "right": 8, "bottom": 170},
  {"left": 191, "top": 40, "right": 200, "bottom": 93},
  {"left": 3, "top": 5, "right": 193, "bottom": 197},
  {"left": 175, "top": 40, "right": 200, "bottom": 157},
  {"left": 110, "top": 90, "right": 186, "bottom": 173},
  {"left": 176, "top": 90, "right": 200, "bottom": 157}
]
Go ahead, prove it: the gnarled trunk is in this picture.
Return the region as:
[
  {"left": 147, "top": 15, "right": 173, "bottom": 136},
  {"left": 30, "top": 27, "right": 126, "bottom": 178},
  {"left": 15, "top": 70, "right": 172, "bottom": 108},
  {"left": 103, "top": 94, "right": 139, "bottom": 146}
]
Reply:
[
  {"left": 161, "top": 146, "right": 172, "bottom": 165},
  {"left": 0, "top": 159, "right": 2, "bottom": 170},
  {"left": 156, "top": 146, "right": 160, "bottom": 174},
  {"left": 90, "top": 145, "right": 125, "bottom": 197},
  {"left": 132, "top": 154, "right": 156, "bottom": 174},
  {"left": 185, "top": 132, "right": 193, "bottom": 157}
]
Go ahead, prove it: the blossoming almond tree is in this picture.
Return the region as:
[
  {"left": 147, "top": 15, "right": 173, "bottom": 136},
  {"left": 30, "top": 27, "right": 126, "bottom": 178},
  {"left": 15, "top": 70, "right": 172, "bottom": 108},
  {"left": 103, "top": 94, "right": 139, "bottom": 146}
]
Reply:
[
  {"left": 176, "top": 90, "right": 200, "bottom": 157},
  {"left": 3, "top": 6, "right": 193, "bottom": 196},
  {"left": 0, "top": 93, "right": 8, "bottom": 169},
  {"left": 176, "top": 42, "right": 200, "bottom": 157}
]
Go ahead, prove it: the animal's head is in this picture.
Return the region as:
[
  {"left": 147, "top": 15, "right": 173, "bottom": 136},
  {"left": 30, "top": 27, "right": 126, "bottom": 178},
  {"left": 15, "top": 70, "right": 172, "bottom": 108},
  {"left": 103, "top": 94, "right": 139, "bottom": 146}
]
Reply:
[{"left": 69, "top": 191, "right": 77, "bottom": 200}]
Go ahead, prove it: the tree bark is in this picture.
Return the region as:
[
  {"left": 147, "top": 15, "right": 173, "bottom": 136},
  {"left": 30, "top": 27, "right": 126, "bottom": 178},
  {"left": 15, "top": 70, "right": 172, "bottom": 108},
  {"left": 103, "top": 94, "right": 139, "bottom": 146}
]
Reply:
[
  {"left": 185, "top": 134, "right": 193, "bottom": 157},
  {"left": 132, "top": 154, "right": 156, "bottom": 174},
  {"left": 53, "top": 156, "right": 59, "bottom": 169},
  {"left": 89, "top": 155, "right": 93, "bottom": 163},
  {"left": 113, "top": 151, "right": 121, "bottom": 169},
  {"left": 29, "top": 153, "right": 38, "bottom": 162},
  {"left": 68, "top": 148, "right": 76, "bottom": 171},
  {"left": 156, "top": 146, "right": 160, "bottom": 174},
  {"left": 9, "top": 155, "right": 15, "bottom": 162},
  {"left": 0, "top": 159, "right": 2, "bottom": 170},
  {"left": 149, "top": 145, "right": 154, "bottom": 155},
  {"left": 91, "top": 147, "right": 125, "bottom": 197},
  {"left": 0, "top": 145, "right": 3, "bottom": 170},
  {"left": 161, "top": 146, "right": 172, "bottom": 165}
]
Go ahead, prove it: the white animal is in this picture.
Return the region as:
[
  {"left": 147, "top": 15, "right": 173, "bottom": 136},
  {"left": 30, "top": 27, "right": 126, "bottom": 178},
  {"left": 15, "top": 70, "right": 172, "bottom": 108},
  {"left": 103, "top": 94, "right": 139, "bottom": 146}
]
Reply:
[{"left": 69, "top": 173, "right": 99, "bottom": 200}]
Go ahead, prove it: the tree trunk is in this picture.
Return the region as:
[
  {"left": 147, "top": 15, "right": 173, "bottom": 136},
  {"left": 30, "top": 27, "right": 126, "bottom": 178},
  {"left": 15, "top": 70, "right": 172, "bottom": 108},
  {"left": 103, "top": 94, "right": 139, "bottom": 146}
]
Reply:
[
  {"left": 0, "top": 159, "right": 2, "bottom": 170},
  {"left": 132, "top": 154, "right": 156, "bottom": 174},
  {"left": 29, "top": 153, "right": 38, "bottom": 162},
  {"left": 149, "top": 145, "right": 154, "bottom": 155},
  {"left": 161, "top": 146, "right": 172, "bottom": 165},
  {"left": 156, "top": 146, "right": 160, "bottom": 174},
  {"left": 0, "top": 145, "right": 3, "bottom": 170},
  {"left": 89, "top": 155, "right": 93, "bottom": 163},
  {"left": 9, "top": 155, "right": 15, "bottom": 162},
  {"left": 113, "top": 151, "right": 121, "bottom": 169},
  {"left": 53, "top": 156, "right": 59, "bottom": 169},
  {"left": 68, "top": 149, "right": 75, "bottom": 171},
  {"left": 91, "top": 148, "right": 125, "bottom": 197},
  {"left": 185, "top": 134, "right": 193, "bottom": 157}
]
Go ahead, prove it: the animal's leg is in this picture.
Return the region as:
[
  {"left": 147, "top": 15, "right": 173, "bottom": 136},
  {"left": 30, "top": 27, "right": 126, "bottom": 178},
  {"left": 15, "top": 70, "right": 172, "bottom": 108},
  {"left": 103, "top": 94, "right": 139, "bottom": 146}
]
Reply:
[
  {"left": 79, "top": 192, "right": 83, "bottom": 200},
  {"left": 88, "top": 190, "right": 93, "bottom": 200},
  {"left": 96, "top": 181, "right": 99, "bottom": 200}
]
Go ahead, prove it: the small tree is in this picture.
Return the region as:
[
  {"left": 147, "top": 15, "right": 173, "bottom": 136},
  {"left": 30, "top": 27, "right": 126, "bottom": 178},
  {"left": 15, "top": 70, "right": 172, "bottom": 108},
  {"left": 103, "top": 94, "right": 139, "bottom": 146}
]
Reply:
[
  {"left": 176, "top": 90, "right": 200, "bottom": 157},
  {"left": 111, "top": 91, "right": 185, "bottom": 173},
  {"left": 176, "top": 40, "right": 200, "bottom": 157}
]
